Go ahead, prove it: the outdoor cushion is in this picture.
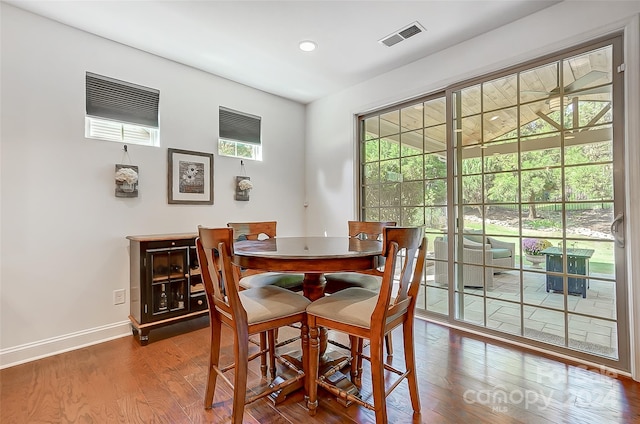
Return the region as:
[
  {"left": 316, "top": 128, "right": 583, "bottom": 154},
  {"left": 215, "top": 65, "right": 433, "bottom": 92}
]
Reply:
[
  {"left": 463, "top": 238, "right": 487, "bottom": 248},
  {"left": 491, "top": 248, "right": 512, "bottom": 260},
  {"left": 464, "top": 233, "right": 485, "bottom": 244}
]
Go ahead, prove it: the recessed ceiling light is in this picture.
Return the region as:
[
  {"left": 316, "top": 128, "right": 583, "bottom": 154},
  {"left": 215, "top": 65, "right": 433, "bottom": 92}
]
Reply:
[{"left": 299, "top": 40, "right": 317, "bottom": 52}]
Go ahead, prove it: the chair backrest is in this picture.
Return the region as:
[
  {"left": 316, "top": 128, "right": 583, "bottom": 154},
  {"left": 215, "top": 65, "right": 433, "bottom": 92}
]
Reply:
[
  {"left": 227, "top": 221, "right": 277, "bottom": 241},
  {"left": 348, "top": 221, "right": 396, "bottom": 240},
  {"left": 196, "top": 227, "right": 247, "bottom": 326},
  {"left": 349, "top": 221, "right": 397, "bottom": 270},
  {"left": 373, "top": 227, "right": 427, "bottom": 328}
]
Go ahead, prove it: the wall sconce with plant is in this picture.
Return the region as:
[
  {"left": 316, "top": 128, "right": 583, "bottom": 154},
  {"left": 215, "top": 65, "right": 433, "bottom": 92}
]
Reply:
[
  {"left": 235, "top": 160, "right": 252, "bottom": 201},
  {"left": 235, "top": 176, "right": 252, "bottom": 201},
  {"left": 115, "top": 164, "right": 139, "bottom": 197}
]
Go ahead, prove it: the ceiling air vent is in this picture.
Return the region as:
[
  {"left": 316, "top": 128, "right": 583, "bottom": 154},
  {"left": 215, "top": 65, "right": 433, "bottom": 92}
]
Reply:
[
  {"left": 379, "top": 21, "right": 425, "bottom": 47},
  {"left": 381, "top": 34, "right": 404, "bottom": 47}
]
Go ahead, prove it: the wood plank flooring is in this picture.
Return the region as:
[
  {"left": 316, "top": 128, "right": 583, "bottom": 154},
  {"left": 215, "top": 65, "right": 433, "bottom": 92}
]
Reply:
[{"left": 1, "top": 317, "right": 639, "bottom": 423}]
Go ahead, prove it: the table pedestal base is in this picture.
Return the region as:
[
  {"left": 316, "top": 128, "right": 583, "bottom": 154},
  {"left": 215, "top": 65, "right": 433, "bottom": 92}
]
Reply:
[
  {"left": 269, "top": 347, "right": 353, "bottom": 405},
  {"left": 325, "top": 370, "right": 359, "bottom": 407}
]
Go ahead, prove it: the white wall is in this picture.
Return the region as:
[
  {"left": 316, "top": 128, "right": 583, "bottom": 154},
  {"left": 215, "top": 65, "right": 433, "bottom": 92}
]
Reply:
[
  {"left": 305, "top": 1, "right": 640, "bottom": 380},
  {"left": 0, "top": 5, "right": 306, "bottom": 367}
]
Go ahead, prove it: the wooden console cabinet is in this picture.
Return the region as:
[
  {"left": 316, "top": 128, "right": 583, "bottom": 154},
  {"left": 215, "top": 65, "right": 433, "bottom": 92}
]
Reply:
[{"left": 127, "top": 233, "right": 208, "bottom": 345}]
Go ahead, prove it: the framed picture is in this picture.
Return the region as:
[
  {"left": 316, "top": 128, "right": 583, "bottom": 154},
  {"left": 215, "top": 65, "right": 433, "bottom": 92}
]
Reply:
[{"left": 168, "top": 148, "right": 214, "bottom": 204}]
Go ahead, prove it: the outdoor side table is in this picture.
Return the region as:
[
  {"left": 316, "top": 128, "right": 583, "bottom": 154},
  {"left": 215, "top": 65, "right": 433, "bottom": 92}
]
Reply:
[{"left": 541, "top": 247, "right": 595, "bottom": 298}]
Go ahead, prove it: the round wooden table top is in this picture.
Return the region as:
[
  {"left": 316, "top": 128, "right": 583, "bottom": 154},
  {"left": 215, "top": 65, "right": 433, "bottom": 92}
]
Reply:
[{"left": 232, "top": 236, "right": 383, "bottom": 274}]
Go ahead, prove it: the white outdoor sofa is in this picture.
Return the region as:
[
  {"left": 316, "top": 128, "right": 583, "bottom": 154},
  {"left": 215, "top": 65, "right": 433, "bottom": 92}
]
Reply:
[{"left": 434, "top": 235, "right": 515, "bottom": 288}]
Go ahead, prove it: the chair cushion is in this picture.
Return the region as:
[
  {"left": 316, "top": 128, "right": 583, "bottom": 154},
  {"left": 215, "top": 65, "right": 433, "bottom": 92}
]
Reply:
[
  {"left": 306, "top": 288, "right": 378, "bottom": 329},
  {"left": 240, "top": 286, "right": 310, "bottom": 324},
  {"left": 239, "top": 272, "right": 304, "bottom": 290},
  {"left": 463, "top": 238, "right": 486, "bottom": 248},
  {"left": 465, "top": 229, "right": 485, "bottom": 243},
  {"left": 464, "top": 234, "right": 485, "bottom": 244},
  {"left": 491, "top": 248, "right": 512, "bottom": 260},
  {"left": 324, "top": 272, "right": 382, "bottom": 291}
]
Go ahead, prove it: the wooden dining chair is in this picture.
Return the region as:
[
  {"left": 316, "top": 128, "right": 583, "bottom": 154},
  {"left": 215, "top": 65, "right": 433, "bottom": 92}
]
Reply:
[
  {"left": 196, "top": 227, "right": 310, "bottom": 424},
  {"left": 306, "top": 227, "right": 427, "bottom": 423},
  {"left": 227, "top": 221, "right": 304, "bottom": 291},
  {"left": 324, "top": 221, "right": 397, "bottom": 294},
  {"left": 324, "top": 220, "right": 396, "bottom": 355}
]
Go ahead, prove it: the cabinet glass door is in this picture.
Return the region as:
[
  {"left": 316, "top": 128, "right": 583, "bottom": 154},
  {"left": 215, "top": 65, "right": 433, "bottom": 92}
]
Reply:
[
  {"left": 148, "top": 247, "right": 188, "bottom": 318},
  {"left": 188, "top": 246, "right": 205, "bottom": 306}
]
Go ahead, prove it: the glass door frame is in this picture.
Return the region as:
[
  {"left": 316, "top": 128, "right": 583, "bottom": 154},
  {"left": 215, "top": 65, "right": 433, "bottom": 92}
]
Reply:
[
  {"left": 356, "top": 32, "right": 630, "bottom": 372},
  {"left": 442, "top": 33, "right": 629, "bottom": 371}
]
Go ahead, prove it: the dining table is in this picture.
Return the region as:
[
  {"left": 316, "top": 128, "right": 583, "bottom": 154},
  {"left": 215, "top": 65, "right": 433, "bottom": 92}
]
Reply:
[
  {"left": 232, "top": 236, "right": 383, "bottom": 300},
  {"left": 232, "top": 236, "right": 383, "bottom": 404}
]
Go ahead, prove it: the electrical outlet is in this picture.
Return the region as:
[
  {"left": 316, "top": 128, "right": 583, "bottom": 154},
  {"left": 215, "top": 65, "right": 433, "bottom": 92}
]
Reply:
[{"left": 113, "top": 289, "right": 126, "bottom": 305}]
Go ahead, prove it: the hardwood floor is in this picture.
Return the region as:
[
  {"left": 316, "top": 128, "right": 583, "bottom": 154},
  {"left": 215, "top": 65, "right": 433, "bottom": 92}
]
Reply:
[{"left": 1, "top": 317, "right": 639, "bottom": 423}]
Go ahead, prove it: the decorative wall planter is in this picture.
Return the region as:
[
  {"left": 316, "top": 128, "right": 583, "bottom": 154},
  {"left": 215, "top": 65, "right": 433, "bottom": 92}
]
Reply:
[
  {"left": 115, "top": 164, "right": 139, "bottom": 198},
  {"left": 235, "top": 176, "right": 251, "bottom": 201}
]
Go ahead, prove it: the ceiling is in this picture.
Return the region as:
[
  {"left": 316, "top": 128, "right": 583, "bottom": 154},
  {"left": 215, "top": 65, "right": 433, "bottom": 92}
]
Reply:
[{"left": 5, "top": 0, "right": 561, "bottom": 104}]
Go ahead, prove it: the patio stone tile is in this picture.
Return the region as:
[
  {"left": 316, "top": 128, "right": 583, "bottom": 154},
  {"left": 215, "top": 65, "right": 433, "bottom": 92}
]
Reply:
[
  {"left": 571, "top": 321, "right": 612, "bottom": 337},
  {"left": 541, "top": 325, "right": 565, "bottom": 338},
  {"left": 530, "top": 308, "right": 564, "bottom": 322},
  {"left": 523, "top": 322, "right": 546, "bottom": 332},
  {"left": 567, "top": 314, "right": 592, "bottom": 323},
  {"left": 586, "top": 332, "right": 612, "bottom": 346},
  {"left": 488, "top": 321, "right": 521, "bottom": 334},
  {"left": 417, "top": 265, "right": 619, "bottom": 355},
  {"left": 489, "top": 311, "right": 522, "bottom": 323}
]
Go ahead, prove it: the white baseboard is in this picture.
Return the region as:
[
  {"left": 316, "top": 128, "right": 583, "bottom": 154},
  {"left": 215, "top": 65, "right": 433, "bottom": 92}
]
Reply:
[{"left": 0, "top": 320, "right": 132, "bottom": 369}]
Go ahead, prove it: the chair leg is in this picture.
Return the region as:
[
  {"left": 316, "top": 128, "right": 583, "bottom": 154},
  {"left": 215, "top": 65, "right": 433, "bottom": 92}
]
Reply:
[
  {"left": 403, "top": 320, "right": 421, "bottom": 414},
  {"left": 259, "top": 332, "right": 267, "bottom": 378},
  {"left": 355, "top": 337, "right": 364, "bottom": 387},
  {"left": 232, "top": 332, "right": 249, "bottom": 424},
  {"left": 349, "top": 336, "right": 364, "bottom": 388},
  {"left": 370, "top": 337, "right": 388, "bottom": 424},
  {"left": 307, "top": 323, "right": 320, "bottom": 416},
  {"left": 301, "top": 322, "right": 309, "bottom": 398},
  {"left": 349, "top": 335, "right": 358, "bottom": 383},
  {"left": 384, "top": 333, "right": 393, "bottom": 356},
  {"left": 204, "top": 317, "right": 222, "bottom": 409},
  {"left": 267, "top": 329, "right": 277, "bottom": 380}
]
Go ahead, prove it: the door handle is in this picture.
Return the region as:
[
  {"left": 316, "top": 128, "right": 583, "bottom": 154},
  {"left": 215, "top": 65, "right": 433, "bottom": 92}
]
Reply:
[{"left": 610, "top": 213, "right": 624, "bottom": 248}]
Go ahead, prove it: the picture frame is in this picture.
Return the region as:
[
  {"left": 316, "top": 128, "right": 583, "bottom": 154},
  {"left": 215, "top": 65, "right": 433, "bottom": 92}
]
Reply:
[{"left": 167, "top": 148, "right": 214, "bottom": 205}]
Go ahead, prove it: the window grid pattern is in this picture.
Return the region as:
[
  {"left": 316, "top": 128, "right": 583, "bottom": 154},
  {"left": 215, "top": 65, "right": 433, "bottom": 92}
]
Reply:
[{"left": 357, "top": 37, "right": 626, "bottom": 367}]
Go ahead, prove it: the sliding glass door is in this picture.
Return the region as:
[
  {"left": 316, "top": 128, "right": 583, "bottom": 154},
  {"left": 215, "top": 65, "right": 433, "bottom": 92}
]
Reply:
[{"left": 358, "top": 34, "right": 629, "bottom": 370}]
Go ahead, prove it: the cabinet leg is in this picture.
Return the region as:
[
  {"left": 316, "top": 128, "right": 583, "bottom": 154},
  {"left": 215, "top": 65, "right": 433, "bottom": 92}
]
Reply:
[
  {"left": 132, "top": 325, "right": 150, "bottom": 346},
  {"left": 139, "top": 330, "right": 149, "bottom": 346}
]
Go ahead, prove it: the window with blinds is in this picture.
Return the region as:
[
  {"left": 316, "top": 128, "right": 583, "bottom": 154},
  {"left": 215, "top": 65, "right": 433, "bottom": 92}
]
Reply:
[
  {"left": 84, "top": 72, "right": 160, "bottom": 146},
  {"left": 218, "top": 106, "right": 262, "bottom": 160}
]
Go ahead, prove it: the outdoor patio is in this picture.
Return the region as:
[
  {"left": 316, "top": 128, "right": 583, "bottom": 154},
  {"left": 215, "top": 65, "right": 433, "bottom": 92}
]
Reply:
[{"left": 417, "top": 264, "right": 618, "bottom": 359}]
